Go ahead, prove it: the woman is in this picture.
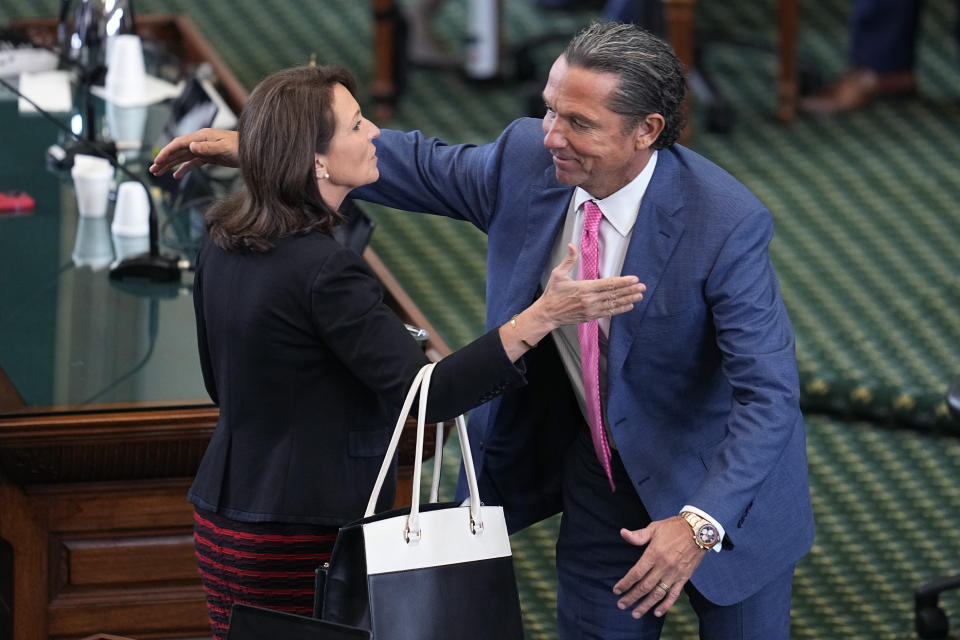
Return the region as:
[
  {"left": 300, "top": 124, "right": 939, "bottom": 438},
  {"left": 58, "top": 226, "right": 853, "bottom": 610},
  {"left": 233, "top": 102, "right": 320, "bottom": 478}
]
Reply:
[{"left": 183, "top": 65, "right": 643, "bottom": 638}]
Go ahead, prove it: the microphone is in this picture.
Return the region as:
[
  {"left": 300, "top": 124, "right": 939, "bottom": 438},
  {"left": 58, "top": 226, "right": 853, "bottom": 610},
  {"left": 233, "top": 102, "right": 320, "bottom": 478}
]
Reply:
[{"left": 0, "top": 74, "right": 183, "bottom": 282}]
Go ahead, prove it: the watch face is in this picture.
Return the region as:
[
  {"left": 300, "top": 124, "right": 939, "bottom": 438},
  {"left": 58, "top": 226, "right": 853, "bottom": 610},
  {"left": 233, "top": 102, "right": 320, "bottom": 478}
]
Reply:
[{"left": 697, "top": 523, "right": 719, "bottom": 545}]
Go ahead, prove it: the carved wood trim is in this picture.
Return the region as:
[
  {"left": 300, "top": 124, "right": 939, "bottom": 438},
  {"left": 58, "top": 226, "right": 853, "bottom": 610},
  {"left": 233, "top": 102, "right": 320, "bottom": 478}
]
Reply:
[
  {"left": 0, "top": 408, "right": 217, "bottom": 485},
  {"left": 0, "top": 407, "right": 217, "bottom": 445}
]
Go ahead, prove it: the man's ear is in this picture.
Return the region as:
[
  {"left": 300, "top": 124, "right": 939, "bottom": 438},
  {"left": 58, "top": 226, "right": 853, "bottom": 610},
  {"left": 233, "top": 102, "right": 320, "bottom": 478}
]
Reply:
[{"left": 634, "top": 114, "right": 666, "bottom": 149}]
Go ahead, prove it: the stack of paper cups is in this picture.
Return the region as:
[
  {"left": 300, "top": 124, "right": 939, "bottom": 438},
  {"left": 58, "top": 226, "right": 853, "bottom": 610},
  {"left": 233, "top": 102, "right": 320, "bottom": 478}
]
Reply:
[{"left": 104, "top": 34, "right": 147, "bottom": 106}]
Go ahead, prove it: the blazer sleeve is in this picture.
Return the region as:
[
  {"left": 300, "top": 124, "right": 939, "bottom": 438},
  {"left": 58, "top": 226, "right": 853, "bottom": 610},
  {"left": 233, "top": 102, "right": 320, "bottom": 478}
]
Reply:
[
  {"left": 192, "top": 241, "right": 218, "bottom": 405},
  {"left": 352, "top": 120, "right": 538, "bottom": 233},
  {"left": 690, "top": 208, "right": 803, "bottom": 527},
  {"left": 310, "top": 245, "right": 526, "bottom": 421}
]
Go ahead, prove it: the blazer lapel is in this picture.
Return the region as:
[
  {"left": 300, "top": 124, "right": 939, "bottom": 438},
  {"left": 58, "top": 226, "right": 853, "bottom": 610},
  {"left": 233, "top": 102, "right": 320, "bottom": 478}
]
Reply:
[
  {"left": 492, "top": 166, "right": 574, "bottom": 323},
  {"left": 608, "top": 151, "right": 687, "bottom": 381}
]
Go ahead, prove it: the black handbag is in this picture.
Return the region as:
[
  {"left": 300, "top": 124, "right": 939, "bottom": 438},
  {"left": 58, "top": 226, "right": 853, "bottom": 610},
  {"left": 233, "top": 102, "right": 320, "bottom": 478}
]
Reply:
[
  {"left": 316, "top": 363, "right": 525, "bottom": 639},
  {"left": 226, "top": 603, "right": 370, "bottom": 639}
]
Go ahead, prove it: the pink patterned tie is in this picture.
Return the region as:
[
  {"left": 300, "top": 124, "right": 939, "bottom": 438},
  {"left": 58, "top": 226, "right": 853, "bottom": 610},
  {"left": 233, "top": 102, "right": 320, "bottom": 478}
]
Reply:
[{"left": 578, "top": 200, "right": 615, "bottom": 492}]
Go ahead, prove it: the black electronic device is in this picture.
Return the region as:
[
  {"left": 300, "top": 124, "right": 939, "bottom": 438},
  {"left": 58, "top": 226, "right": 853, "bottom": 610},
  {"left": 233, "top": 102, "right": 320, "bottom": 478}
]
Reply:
[
  {"left": 227, "top": 604, "right": 371, "bottom": 640},
  {"left": 169, "top": 75, "right": 219, "bottom": 135},
  {"left": 150, "top": 75, "right": 220, "bottom": 195}
]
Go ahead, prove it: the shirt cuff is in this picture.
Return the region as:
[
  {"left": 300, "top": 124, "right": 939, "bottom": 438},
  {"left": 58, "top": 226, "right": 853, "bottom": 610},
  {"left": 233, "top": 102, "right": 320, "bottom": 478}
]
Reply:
[{"left": 681, "top": 505, "right": 725, "bottom": 553}]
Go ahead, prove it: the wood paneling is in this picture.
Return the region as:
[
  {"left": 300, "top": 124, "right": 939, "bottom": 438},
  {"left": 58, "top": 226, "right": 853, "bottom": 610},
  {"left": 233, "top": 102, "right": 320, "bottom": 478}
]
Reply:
[
  {"left": 48, "top": 585, "right": 208, "bottom": 638},
  {"left": 59, "top": 534, "right": 197, "bottom": 588},
  {"left": 0, "top": 475, "right": 208, "bottom": 640}
]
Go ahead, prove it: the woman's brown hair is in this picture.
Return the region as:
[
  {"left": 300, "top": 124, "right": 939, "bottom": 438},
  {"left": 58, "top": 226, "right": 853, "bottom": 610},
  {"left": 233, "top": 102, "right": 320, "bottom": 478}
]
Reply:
[{"left": 205, "top": 65, "right": 358, "bottom": 251}]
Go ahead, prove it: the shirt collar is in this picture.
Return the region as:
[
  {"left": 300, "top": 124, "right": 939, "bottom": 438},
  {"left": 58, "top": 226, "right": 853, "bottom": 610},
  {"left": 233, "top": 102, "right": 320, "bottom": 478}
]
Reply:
[{"left": 573, "top": 150, "right": 658, "bottom": 237}]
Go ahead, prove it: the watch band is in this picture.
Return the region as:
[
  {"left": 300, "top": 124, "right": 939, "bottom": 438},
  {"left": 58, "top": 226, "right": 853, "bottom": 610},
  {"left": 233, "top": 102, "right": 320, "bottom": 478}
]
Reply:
[{"left": 679, "top": 510, "right": 720, "bottom": 550}]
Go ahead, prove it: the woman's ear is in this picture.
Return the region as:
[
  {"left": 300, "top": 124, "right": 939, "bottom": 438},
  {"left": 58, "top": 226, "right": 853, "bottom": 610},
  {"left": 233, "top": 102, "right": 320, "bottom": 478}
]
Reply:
[{"left": 315, "top": 153, "right": 330, "bottom": 180}]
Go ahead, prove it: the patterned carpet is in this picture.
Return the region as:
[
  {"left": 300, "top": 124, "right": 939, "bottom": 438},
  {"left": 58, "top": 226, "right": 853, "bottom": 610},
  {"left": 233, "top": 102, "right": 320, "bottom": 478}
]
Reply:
[{"left": 4, "top": 1, "right": 960, "bottom": 638}]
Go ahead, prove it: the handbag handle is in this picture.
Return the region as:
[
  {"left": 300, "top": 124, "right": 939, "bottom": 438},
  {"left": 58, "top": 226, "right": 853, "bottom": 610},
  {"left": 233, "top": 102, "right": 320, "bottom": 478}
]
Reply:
[{"left": 363, "top": 362, "right": 484, "bottom": 541}]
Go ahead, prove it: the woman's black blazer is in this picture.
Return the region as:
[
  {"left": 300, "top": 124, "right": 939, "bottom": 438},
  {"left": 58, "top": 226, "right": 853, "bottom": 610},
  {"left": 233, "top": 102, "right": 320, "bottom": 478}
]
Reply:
[{"left": 189, "top": 231, "right": 525, "bottom": 525}]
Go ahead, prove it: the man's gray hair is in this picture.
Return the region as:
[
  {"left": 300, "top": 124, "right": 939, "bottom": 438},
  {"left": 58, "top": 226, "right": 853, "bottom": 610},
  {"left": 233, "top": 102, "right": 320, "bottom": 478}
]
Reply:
[{"left": 563, "top": 21, "right": 686, "bottom": 149}]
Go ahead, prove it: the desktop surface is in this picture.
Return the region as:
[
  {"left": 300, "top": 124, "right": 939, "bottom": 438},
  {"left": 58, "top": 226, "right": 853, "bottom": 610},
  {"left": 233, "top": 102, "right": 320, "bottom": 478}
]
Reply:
[{"left": 0, "top": 92, "right": 213, "bottom": 418}]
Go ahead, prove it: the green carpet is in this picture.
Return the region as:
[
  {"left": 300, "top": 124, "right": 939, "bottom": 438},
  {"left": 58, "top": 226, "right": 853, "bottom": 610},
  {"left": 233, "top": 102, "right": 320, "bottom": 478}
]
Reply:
[
  {"left": 4, "top": 1, "right": 960, "bottom": 638},
  {"left": 488, "top": 414, "right": 960, "bottom": 639}
]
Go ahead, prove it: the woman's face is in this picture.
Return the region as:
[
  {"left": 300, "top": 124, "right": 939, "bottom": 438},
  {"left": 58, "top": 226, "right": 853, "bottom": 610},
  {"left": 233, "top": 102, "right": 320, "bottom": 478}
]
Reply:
[{"left": 318, "top": 83, "right": 380, "bottom": 199}]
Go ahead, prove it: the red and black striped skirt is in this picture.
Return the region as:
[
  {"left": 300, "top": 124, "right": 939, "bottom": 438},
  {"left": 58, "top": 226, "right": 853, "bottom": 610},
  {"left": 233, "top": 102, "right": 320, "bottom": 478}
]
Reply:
[{"left": 192, "top": 508, "right": 339, "bottom": 639}]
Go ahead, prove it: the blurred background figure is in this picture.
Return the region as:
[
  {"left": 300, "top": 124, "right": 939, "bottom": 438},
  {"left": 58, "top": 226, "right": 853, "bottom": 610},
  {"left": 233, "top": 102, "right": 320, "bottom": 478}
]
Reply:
[
  {"left": 404, "top": 0, "right": 501, "bottom": 78},
  {"left": 802, "top": 0, "right": 959, "bottom": 113},
  {"left": 600, "top": 0, "right": 663, "bottom": 33},
  {"left": 403, "top": 0, "right": 665, "bottom": 78},
  {"left": 404, "top": 0, "right": 456, "bottom": 66}
]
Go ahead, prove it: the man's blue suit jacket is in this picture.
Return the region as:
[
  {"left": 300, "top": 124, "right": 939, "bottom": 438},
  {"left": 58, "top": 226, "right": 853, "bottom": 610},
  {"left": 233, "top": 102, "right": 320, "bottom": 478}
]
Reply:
[{"left": 354, "top": 118, "right": 814, "bottom": 606}]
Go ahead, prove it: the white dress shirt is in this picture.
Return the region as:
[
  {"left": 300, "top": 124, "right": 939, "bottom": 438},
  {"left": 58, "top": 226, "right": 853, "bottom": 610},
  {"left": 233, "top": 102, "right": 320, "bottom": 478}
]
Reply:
[{"left": 538, "top": 151, "right": 725, "bottom": 551}]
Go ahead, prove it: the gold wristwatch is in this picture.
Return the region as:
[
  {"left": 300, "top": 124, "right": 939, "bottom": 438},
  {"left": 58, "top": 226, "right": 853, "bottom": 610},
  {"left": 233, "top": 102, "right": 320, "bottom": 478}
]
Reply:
[{"left": 679, "top": 511, "right": 720, "bottom": 550}]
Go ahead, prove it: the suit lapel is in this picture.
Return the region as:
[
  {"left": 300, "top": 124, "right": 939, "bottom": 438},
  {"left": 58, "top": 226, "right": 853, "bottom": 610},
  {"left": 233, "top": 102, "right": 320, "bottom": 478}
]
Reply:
[
  {"left": 608, "top": 150, "right": 687, "bottom": 380},
  {"left": 493, "top": 166, "right": 573, "bottom": 323},
  {"left": 491, "top": 150, "right": 689, "bottom": 382},
  {"left": 482, "top": 167, "right": 571, "bottom": 457}
]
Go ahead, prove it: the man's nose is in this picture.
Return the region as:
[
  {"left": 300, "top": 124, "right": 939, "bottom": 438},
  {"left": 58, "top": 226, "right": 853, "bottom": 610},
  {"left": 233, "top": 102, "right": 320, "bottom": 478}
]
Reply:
[{"left": 543, "top": 119, "right": 566, "bottom": 149}]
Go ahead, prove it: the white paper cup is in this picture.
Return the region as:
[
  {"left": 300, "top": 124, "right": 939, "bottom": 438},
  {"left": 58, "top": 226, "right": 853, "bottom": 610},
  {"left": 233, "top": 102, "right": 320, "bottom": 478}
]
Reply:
[
  {"left": 111, "top": 181, "right": 151, "bottom": 237},
  {"left": 72, "top": 216, "right": 115, "bottom": 270},
  {"left": 71, "top": 154, "right": 115, "bottom": 218},
  {"left": 104, "top": 35, "right": 146, "bottom": 105}
]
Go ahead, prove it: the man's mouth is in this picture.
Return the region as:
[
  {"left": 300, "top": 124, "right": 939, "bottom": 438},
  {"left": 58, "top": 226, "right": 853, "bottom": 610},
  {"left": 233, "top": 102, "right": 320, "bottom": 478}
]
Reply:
[{"left": 551, "top": 154, "right": 579, "bottom": 169}]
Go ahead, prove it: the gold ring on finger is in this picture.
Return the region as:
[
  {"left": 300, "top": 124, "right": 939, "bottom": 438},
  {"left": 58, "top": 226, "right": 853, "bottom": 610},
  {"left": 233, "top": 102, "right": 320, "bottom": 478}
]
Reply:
[{"left": 657, "top": 582, "right": 670, "bottom": 594}]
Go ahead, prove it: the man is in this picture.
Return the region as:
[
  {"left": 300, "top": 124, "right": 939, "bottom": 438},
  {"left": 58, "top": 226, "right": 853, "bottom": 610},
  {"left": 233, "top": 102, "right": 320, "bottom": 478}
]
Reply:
[
  {"left": 801, "top": 0, "right": 951, "bottom": 113},
  {"left": 151, "top": 22, "right": 813, "bottom": 639}
]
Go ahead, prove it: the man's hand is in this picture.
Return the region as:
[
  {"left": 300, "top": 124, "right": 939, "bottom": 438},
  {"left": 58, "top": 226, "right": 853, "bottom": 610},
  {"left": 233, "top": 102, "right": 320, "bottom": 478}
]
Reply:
[
  {"left": 612, "top": 516, "right": 708, "bottom": 619},
  {"left": 149, "top": 128, "right": 239, "bottom": 179}
]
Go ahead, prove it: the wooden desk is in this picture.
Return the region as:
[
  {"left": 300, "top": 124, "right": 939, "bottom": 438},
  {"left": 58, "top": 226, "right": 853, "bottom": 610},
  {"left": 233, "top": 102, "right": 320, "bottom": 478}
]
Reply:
[{"left": 3, "top": 14, "right": 450, "bottom": 640}]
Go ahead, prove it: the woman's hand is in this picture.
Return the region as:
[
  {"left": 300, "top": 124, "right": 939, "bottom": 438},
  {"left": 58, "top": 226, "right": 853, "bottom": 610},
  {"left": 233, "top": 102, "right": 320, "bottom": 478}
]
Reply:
[
  {"left": 149, "top": 128, "right": 240, "bottom": 179},
  {"left": 534, "top": 244, "right": 645, "bottom": 329},
  {"left": 498, "top": 245, "right": 645, "bottom": 361}
]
